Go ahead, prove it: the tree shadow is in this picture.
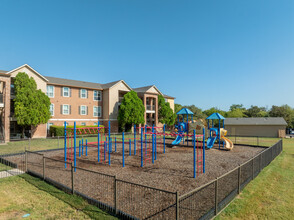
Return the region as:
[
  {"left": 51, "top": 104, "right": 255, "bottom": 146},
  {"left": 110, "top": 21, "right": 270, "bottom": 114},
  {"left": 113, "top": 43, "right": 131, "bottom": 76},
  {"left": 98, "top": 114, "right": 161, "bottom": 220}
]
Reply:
[{"left": 19, "top": 174, "right": 118, "bottom": 219}]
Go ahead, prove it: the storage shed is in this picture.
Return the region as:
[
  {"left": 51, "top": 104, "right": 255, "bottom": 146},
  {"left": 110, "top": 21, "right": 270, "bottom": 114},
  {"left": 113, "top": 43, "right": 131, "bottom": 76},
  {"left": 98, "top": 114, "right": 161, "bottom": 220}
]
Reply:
[{"left": 225, "top": 117, "right": 287, "bottom": 138}]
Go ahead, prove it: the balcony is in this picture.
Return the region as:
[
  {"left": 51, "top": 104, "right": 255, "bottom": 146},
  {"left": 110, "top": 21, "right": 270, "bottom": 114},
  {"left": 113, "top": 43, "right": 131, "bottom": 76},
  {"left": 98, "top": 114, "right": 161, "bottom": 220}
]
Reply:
[{"left": 119, "top": 97, "right": 124, "bottom": 103}]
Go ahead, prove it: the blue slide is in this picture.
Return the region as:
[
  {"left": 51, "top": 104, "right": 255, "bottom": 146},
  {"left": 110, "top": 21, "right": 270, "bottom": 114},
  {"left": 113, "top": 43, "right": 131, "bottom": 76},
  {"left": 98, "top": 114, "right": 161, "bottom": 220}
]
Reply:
[
  {"left": 206, "top": 136, "right": 217, "bottom": 149},
  {"left": 172, "top": 135, "right": 183, "bottom": 145}
]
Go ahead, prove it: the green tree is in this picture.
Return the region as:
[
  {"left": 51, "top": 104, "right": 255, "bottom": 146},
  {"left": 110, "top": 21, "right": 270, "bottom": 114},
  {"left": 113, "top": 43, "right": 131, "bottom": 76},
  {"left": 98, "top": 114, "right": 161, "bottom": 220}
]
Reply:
[
  {"left": 183, "top": 105, "right": 206, "bottom": 119},
  {"left": 245, "top": 105, "right": 268, "bottom": 117},
  {"left": 118, "top": 91, "right": 145, "bottom": 131},
  {"left": 226, "top": 108, "right": 246, "bottom": 118},
  {"left": 269, "top": 105, "right": 294, "bottom": 128},
  {"left": 229, "top": 104, "right": 246, "bottom": 111},
  {"left": 14, "top": 72, "right": 51, "bottom": 137},
  {"left": 158, "top": 95, "right": 176, "bottom": 126},
  {"left": 174, "top": 104, "right": 182, "bottom": 113},
  {"left": 203, "top": 107, "right": 226, "bottom": 118}
]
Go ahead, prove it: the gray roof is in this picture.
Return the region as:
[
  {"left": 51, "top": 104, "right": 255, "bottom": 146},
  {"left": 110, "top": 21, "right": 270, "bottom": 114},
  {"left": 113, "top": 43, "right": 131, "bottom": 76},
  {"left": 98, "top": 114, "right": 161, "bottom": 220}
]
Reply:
[
  {"left": 133, "top": 85, "right": 154, "bottom": 93},
  {"left": 0, "top": 70, "right": 8, "bottom": 74},
  {"left": 163, "top": 94, "right": 175, "bottom": 99},
  {"left": 45, "top": 76, "right": 103, "bottom": 89},
  {"left": 101, "top": 80, "right": 122, "bottom": 89},
  {"left": 225, "top": 117, "right": 287, "bottom": 126}
]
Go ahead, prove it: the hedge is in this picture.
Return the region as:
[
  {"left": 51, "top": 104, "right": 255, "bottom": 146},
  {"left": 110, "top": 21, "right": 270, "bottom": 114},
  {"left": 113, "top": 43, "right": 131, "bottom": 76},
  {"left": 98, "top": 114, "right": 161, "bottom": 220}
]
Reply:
[{"left": 49, "top": 125, "right": 105, "bottom": 137}]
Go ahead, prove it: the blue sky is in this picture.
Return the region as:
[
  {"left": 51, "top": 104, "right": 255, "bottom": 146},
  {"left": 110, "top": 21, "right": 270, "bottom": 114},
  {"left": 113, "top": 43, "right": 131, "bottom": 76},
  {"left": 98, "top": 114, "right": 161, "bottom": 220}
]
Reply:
[{"left": 0, "top": 0, "right": 293, "bottom": 111}]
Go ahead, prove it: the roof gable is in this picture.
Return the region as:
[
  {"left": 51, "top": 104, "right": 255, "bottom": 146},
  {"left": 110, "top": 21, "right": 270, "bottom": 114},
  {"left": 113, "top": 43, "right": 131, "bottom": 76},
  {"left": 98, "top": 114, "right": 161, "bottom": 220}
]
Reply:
[
  {"left": 6, "top": 64, "right": 48, "bottom": 82},
  {"left": 102, "top": 80, "right": 132, "bottom": 90},
  {"left": 133, "top": 85, "right": 163, "bottom": 95}
]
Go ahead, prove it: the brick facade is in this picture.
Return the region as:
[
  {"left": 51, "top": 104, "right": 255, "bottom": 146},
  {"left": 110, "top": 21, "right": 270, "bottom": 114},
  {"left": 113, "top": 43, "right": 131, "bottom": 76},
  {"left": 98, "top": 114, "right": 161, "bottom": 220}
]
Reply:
[{"left": 0, "top": 64, "right": 175, "bottom": 142}]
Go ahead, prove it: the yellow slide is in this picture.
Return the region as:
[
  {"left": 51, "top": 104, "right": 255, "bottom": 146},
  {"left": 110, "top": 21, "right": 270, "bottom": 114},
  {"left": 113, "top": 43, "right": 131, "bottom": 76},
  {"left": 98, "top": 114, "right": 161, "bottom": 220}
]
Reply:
[{"left": 220, "top": 128, "right": 234, "bottom": 150}]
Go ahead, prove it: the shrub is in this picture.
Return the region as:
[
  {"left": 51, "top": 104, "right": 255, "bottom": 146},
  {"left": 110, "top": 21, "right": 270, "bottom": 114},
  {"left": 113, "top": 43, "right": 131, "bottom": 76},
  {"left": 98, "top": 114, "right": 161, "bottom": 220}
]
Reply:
[{"left": 49, "top": 125, "right": 105, "bottom": 137}]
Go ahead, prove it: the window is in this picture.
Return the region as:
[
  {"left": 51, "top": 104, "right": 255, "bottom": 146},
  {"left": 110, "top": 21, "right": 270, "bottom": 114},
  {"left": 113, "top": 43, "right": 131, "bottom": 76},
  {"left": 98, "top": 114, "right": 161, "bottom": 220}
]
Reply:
[
  {"left": 94, "top": 122, "right": 98, "bottom": 126},
  {"left": 94, "top": 90, "right": 102, "bottom": 101},
  {"left": 47, "top": 85, "right": 54, "bottom": 98},
  {"left": 63, "top": 87, "right": 70, "bottom": 97},
  {"left": 80, "top": 89, "right": 87, "bottom": 98},
  {"left": 81, "top": 122, "right": 86, "bottom": 126},
  {"left": 50, "top": 104, "right": 54, "bottom": 116},
  {"left": 47, "top": 123, "right": 53, "bottom": 131},
  {"left": 93, "top": 106, "right": 102, "bottom": 117},
  {"left": 80, "top": 105, "right": 87, "bottom": 115},
  {"left": 62, "top": 104, "right": 70, "bottom": 115}
]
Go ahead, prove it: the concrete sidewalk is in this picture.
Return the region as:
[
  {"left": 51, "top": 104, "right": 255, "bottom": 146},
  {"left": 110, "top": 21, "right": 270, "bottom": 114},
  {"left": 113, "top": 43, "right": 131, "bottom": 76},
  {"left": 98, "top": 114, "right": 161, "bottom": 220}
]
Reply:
[{"left": 0, "top": 169, "right": 24, "bottom": 178}]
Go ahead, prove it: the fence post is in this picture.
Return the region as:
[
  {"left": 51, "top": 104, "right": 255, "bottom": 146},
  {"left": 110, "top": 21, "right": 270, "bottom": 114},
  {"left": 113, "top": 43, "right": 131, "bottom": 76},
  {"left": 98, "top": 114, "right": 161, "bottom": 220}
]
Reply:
[
  {"left": 43, "top": 156, "right": 46, "bottom": 180},
  {"left": 215, "top": 178, "right": 218, "bottom": 215},
  {"left": 114, "top": 175, "right": 117, "bottom": 215},
  {"left": 176, "top": 191, "right": 179, "bottom": 220},
  {"left": 252, "top": 158, "right": 254, "bottom": 179},
  {"left": 25, "top": 151, "right": 28, "bottom": 172},
  {"left": 238, "top": 165, "right": 241, "bottom": 194},
  {"left": 260, "top": 153, "right": 262, "bottom": 170},
  {"left": 71, "top": 162, "right": 74, "bottom": 194}
]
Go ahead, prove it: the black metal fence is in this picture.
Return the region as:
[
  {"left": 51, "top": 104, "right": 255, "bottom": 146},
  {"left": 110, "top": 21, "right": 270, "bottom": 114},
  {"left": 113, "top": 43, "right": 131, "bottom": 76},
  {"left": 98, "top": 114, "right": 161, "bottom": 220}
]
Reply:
[
  {"left": 177, "top": 139, "right": 283, "bottom": 219},
  {"left": 0, "top": 139, "right": 283, "bottom": 219},
  {"left": 0, "top": 152, "right": 25, "bottom": 178}
]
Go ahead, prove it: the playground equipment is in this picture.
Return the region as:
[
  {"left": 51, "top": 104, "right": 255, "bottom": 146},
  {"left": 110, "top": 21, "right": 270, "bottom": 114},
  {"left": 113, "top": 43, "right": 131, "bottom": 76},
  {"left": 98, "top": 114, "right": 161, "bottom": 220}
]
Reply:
[
  {"left": 220, "top": 128, "right": 234, "bottom": 150},
  {"left": 64, "top": 121, "right": 206, "bottom": 178},
  {"left": 206, "top": 113, "right": 234, "bottom": 150},
  {"left": 172, "top": 108, "right": 194, "bottom": 146}
]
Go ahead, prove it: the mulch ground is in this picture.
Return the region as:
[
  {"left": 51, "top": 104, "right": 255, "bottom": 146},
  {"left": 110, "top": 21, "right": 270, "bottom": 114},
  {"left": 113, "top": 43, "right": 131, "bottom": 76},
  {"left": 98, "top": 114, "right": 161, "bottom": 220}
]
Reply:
[
  {"left": 7, "top": 139, "right": 265, "bottom": 219},
  {"left": 41, "top": 139, "right": 264, "bottom": 195}
]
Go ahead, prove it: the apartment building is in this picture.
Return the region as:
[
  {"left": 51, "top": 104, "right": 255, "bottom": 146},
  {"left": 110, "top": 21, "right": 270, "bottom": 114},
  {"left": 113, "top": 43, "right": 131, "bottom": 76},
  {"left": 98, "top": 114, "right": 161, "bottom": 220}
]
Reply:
[{"left": 0, "top": 64, "right": 175, "bottom": 142}]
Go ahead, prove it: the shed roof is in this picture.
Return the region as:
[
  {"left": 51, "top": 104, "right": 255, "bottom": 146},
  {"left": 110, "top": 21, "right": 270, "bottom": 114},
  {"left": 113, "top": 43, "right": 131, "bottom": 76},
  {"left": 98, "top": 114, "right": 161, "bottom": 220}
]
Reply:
[
  {"left": 225, "top": 117, "right": 287, "bottom": 126},
  {"left": 206, "top": 113, "right": 225, "bottom": 120},
  {"left": 176, "top": 108, "right": 194, "bottom": 115}
]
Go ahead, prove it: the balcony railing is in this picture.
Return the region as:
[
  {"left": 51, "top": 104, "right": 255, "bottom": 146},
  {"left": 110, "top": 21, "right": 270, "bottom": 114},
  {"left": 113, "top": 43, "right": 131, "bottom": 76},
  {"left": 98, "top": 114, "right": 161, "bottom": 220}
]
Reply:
[{"left": 119, "top": 97, "right": 124, "bottom": 103}]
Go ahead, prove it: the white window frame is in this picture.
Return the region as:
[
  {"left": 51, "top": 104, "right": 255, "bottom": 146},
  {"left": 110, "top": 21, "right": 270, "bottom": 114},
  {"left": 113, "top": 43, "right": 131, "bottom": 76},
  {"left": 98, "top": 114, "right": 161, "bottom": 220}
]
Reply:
[
  {"left": 98, "top": 106, "right": 101, "bottom": 117},
  {"left": 93, "top": 106, "right": 98, "bottom": 117},
  {"left": 50, "top": 104, "right": 54, "bottom": 116},
  {"left": 47, "top": 85, "right": 54, "bottom": 98},
  {"left": 93, "top": 90, "right": 102, "bottom": 101},
  {"left": 81, "top": 122, "right": 86, "bottom": 126},
  {"left": 63, "top": 87, "right": 70, "bottom": 97},
  {"left": 47, "top": 123, "right": 53, "bottom": 131},
  {"left": 80, "top": 89, "right": 87, "bottom": 99},
  {"left": 80, "top": 105, "right": 87, "bottom": 115},
  {"left": 63, "top": 104, "right": 69, "bottom": 115}
]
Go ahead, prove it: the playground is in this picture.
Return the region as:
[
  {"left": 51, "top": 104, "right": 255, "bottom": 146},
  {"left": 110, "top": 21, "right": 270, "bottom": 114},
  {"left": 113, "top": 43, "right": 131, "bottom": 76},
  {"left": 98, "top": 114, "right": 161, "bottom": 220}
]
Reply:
[
  {"left": 29, "top": 140, "right": 264, "bottom": 195},
  {"left": 24, "top": 110, "right": 266, "bottom": 194}
]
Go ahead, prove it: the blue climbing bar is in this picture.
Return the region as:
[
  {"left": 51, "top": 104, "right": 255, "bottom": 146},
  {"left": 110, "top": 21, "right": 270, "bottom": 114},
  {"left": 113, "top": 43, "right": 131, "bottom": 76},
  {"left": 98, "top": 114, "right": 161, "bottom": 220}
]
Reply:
[{"left": 122, "top": 132, "right": 125, "bottom": 167}]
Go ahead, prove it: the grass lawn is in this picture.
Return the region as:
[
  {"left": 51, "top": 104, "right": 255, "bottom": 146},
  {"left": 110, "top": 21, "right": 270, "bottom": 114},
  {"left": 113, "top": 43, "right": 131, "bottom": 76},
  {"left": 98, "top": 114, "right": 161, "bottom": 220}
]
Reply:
[
  {"left": 0, "top": 134, "right": 138, "bottom": 155},
  {"left": 0, "top": 163, "right": 12, "bottom": 172},
  {"left": 216, "top": 138, "right": 294, "bottom": 219},
  {"left": 0, "top": 174, "right": 117, "bottom": 220}
]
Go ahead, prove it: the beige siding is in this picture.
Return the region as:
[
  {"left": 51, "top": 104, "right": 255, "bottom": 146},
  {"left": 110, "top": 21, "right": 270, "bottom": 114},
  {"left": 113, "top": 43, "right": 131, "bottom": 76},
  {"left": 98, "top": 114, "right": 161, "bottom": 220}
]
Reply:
[
  {"left": 147, "top": 87, "right": 160, "bottom": 94},
  {"left": 107, "top": 82, "right": 131, "bottom": 120},
  {"left": 225, "top": 125, "right": 286, "bottom": 137},
  {"left": 166, "top": 98, "right": 174, "bottom": 112},
  {"left": 10, "top": 66, "right": 47, "bottom": 92}
]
